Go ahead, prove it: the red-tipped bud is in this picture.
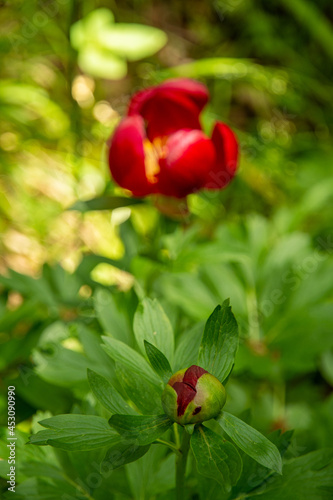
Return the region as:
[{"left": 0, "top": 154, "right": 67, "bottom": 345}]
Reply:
[{"left": 161, "top": 365, "right": 226, "bottom": 425}]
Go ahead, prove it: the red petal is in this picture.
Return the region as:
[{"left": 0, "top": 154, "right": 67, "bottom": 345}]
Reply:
[
  {"left": 129, "top": 78, "right": 208, "bottom": 115},
  {"left": 172, "top": 382, "right": 196, "bottom": 417},
  {"left": 183, "top": 365, "right": 208, "bottom": 389},
  {"left": 156, "top": 129, "right": 216, "bottom": 198},
  {"left": 155, "top": 78, "right": 208, "bottom": 108},
  {"left": 204, "top": 122, "right": 239, "bottom": 190},
  {"left": 128, "top": 78, "right": 209, "bottom": 141},
  {"left": 108, "top": 116, "right": 154, "bottom": 197}
]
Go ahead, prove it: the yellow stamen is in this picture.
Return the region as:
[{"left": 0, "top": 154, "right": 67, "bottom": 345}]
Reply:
[{"left": 144, "top": 137, "right": 168, "bottom": 184}]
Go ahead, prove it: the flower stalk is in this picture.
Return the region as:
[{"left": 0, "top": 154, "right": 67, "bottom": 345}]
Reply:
[{"left": 176, "top": 429, "right": 191, "bottom": 500}]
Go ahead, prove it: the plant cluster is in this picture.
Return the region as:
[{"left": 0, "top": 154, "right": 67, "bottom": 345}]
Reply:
[{"left": 28, "top": 300, "right": 285, "bottom": 499}]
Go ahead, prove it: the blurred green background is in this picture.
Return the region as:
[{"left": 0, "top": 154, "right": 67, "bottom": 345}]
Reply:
[{"left": 1, "top": 0, "right": 333, "bottom": 498}]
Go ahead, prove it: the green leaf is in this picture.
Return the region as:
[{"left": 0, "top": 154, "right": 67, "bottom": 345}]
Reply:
[
  {"left": 69, "top": 195, "right": 143, "bottom": 212},
  {"left": 42, "top": 263, "right": 81, "bottom": 304},
  {"left": 109, "top": 414, "right": 173, "bottom": 446},
  {"left": 76, "top": 253, "right": 127, "bottom": 277},
  {"left": 116, "top": 362, "right": 163, "bottom": 414},
  {"left": 19, "top": 461, "right": 65, "bottom": 482},
  {"left": 174, "top": 322, "right": 204, "bottom": 371},
  {"left": 0, "top": 299, "right": 38, "bottom": 333},
  {"left": 148, "top": 453, "right": 176, "bottom": 495},
  {"left": 32, "top": 344, "right": 90, "bottom": 388},
  {"left": 197, "top": 475, "right": 227, "bottom": 500},
  {"left": 7, "top": 369, "right": 72, "bottom": 415},
  {"left": 76, "top": 323, "right": 118, "bottom": 380},
  {"left": 245, "top": 449, "right": 333, "bottom": 500},
  {"left": 29, "top": 415, "right": 120, "bottom": 451},
  {"left": 102, "top": 336, "right": 159, "bottom": 386},
  {"left": 32, "top": 323, "right": 114, "bottom": 388},
  {"left": 198, "top": 300, "right": 239, "bottom": 384},
  {"left": 133, "top": 298, "right": 174, "bottom": 362},
  {"left": 156, "top": 273, "right": 217, "bottom": 320},
  {"left": 87, "top": 369, "right": 136, "bottom": 415},
  {"left": 234, "top": 430, "right": 293, "bottom": 495},
  {"left": 279, "top": 0, "right": 333, "bottom": 62},
  {"left": 144, "top": 341, "right": 172, "bottom": 383},
  {"left": 321, "top": 350, "right": 333, "bottom": 385},
  {"left": 103, "top": 442, "right": 150, "bottom": 470},
  {"left": 0, "top": 269, "right": 57, "bottom": 308},
  {"left": 14, "top": 476, "right": 88, "bottom": 500},
  {"left": 191, "top": 426, "right": 242, "bottom": 492},
  {"left": 0, "top": 82, "right": 70, "bottom": 138},
  {"left": 216, "top": 412, "right": 282, "bottom": 474},
  {"left": 125, "top": 444, "right": 170, "bottom": 499},
  {"left": 185, "top": 424, "right": 195, "bottom": 435},
  {"left": 94, "top": 288, "right": 131, "bottom": 343}
]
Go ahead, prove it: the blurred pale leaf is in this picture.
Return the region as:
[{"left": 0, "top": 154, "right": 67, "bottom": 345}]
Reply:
[
  {"left": 97, "top": 24, "right": 167, "bottom": 61},
  {"left": 71, "top": 8, "right": 167, "bottom": 80},
  {"left": 78, "top": 47, "right": 127, "bottom": 80},
  {"left": 70, "top": 8, "right": 115, "bottom": 49}
]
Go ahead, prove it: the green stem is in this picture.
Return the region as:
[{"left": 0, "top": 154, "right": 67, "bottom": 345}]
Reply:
[
  {"left": 155, "top": 439, "right": 181, "bottom": 456},
  {"left": 174, "top": 423, "right": 180, "bottom": 449},
  {"left": 176, "top": 429, "right": 191, "bottom": 500},
  {"left": 246, "top": 287, "right": 261, "bottom": 342},
  {"left": 67, "top": 0, "right": 83, "bottom": 154},
  {"left": 273, "top": 381, "right": 286, "bottom": 424}
]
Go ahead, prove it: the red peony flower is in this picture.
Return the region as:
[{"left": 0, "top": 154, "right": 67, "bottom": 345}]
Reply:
[{"left": 108, "top": 78, "right": 238, "bottom": 198}]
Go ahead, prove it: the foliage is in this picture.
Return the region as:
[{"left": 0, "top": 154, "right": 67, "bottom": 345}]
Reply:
[{"left": 26, "top": 299, "right": 284, "bottom": 497}]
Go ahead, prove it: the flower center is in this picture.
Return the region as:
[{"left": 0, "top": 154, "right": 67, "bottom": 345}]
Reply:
[{"left": 143, "top": 137, "right": 168, "bottom": 184}]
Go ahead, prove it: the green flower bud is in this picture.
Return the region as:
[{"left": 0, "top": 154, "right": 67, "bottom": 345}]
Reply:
[{"left": 161, "top": 365, "right": 226, "bottom": 425}]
